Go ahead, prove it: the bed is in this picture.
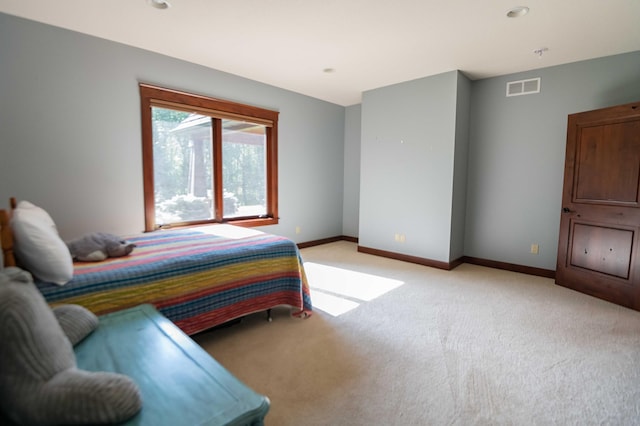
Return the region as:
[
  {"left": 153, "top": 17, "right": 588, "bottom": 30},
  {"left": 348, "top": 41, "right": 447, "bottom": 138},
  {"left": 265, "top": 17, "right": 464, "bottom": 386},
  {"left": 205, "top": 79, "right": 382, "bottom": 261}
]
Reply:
[{"left": 0, "top": 198, "right": 312, "bottom": 335}]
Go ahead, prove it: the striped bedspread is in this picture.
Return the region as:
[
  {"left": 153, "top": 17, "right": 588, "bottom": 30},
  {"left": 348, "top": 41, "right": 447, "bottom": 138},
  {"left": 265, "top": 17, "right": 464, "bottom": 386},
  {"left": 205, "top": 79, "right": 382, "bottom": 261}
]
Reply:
[{"left": 36, "top": 225, "right": 312, "bottom": 335}]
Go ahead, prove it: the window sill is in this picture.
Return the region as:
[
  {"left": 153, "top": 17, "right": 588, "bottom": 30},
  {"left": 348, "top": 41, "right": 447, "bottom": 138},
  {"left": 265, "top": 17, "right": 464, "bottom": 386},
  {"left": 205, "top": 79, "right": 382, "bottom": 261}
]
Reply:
[
  {"left": 225, "top": 217, "right": 278, "bottom": 228},
  {"left": 152, "top": 217, "right": 278, "bottom": 232}
]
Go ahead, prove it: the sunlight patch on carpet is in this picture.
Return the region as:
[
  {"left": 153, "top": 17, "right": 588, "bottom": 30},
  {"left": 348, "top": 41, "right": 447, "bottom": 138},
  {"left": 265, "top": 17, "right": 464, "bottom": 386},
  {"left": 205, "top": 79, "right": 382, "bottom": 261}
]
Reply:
[
  {"left": 304, "top": 262, "right": 405, "bottom": 316},
  {"left": 308, "top": 291, "right": 360, "bottom": 316}
]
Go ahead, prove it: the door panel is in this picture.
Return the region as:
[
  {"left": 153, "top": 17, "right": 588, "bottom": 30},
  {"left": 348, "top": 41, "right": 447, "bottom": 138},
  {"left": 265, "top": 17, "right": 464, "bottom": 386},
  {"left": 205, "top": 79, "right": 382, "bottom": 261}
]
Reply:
[
  {"left": 575, "top": 122, "right": 640, "bottom": 203},
  {"left": 556, "top": 101, "right": 640, "bottom": 310},
  {"left": 569, "top": 223, "right": 633, "bottom": 279}
]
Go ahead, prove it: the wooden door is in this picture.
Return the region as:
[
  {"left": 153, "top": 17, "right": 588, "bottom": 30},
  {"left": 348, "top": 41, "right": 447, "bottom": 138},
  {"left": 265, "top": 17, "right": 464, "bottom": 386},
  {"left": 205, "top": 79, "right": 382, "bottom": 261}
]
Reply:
[{"left": 556, "top": 101, "right": 640, "bottom": 310}]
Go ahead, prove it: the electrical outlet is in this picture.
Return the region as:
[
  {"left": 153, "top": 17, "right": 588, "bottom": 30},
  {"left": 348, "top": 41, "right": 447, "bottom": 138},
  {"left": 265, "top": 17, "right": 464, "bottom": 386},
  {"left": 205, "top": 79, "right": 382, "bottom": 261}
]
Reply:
[
  {"left": 295, "top": 226, "right": 301, "bottom": 234},
  {"left": 530, "top": 244, "right": 539, "bottom": 254}
]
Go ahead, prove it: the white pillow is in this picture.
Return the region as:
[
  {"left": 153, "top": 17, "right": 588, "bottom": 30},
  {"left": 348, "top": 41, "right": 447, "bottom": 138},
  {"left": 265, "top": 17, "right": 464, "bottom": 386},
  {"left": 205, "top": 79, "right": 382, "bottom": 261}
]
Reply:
[{"left": 10, "top": 201, "right": 73, "bottom": 285}]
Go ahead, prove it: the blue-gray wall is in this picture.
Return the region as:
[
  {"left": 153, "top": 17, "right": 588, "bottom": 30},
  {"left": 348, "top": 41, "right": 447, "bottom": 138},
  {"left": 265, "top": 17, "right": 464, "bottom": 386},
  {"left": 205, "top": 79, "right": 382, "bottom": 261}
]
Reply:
[
  {"left": 465, "top": 51, "right": 640, "bottom": 270},
  {"left": 2, "top": 12, "right": 639, "bottom": 273},
  {"left": 358, "top": 53, "right": 639, "bottom": 270},
  {"left": 360, "top": 70, "right": 466, "bottom": 263},
  {"left": 0, "top": 12, "right": 345, "bottom": 242},
  {"left": 450, "top": 72, "right": 471, "bottom": 261},
  {"left": 343, "top": 104, "right": 361, "bottom": 238}
]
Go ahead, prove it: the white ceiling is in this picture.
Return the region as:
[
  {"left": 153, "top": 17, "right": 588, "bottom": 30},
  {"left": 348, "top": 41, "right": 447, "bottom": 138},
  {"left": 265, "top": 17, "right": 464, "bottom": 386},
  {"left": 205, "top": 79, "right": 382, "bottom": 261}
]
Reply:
[{"left": 1, "top": 0, "right": 639, "bottom": 106}]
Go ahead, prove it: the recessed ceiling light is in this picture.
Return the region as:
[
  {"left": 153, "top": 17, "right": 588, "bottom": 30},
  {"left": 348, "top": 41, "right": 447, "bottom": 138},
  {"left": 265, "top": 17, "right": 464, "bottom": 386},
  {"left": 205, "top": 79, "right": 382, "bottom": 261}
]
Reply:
[
  {"left": 506, "top": 6, "right": 529, "bottom": 18},
  {"left": 148, "top": 0, "right": 170, "bottom": 10}
]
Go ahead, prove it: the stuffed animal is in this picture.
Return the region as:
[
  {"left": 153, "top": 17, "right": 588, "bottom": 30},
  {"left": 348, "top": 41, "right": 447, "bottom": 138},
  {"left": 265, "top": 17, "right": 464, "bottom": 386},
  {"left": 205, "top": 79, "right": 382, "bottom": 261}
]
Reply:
[
  {"left": 66, "top": 232, "right": 136, "bottom": 262},
  {"left": 0, "top": 267, "right": 142, "bottom": 425}
]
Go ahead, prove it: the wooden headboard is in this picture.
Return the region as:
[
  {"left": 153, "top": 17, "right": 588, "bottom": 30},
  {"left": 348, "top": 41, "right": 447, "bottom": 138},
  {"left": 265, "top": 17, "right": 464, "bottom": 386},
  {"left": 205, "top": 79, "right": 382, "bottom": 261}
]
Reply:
[{"left": 1, "top": 197, "right": 17, "bottom": 267}]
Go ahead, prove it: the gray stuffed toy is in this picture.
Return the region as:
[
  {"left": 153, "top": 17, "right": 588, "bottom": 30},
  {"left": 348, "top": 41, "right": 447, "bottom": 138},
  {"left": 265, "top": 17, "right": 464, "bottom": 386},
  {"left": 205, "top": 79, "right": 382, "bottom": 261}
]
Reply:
[
  {"left": 0, "top": 267, "right": 142, "bottom": 425},
  {"left": 66, "top": 232, "right": 136, "bottom": 262}
]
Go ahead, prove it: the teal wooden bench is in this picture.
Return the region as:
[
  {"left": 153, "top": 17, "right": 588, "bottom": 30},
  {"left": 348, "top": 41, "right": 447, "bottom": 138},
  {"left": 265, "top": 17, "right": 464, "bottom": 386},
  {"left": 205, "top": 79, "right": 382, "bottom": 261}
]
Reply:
[{"left": 75, "top": 304, "right": 270, "bottom": 426}]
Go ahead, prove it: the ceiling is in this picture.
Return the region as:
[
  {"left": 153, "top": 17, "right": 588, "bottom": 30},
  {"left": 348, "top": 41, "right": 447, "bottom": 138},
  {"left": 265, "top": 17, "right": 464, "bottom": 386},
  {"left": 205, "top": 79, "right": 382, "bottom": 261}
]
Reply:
[{"left": 1, "top": 0, "right": 639, "bottom": 106}]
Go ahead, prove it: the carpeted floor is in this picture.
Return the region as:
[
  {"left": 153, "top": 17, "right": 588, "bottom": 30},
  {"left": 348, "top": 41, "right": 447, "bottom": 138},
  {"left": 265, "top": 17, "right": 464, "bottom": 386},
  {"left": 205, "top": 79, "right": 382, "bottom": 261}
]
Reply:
[{"left": 193, "top": 241, "right": 640, "bottom": 425}]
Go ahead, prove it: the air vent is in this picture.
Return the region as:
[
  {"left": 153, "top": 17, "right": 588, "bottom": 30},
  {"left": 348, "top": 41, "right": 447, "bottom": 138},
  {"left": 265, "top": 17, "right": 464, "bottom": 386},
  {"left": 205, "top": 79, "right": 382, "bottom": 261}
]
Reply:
[{"left": 506, "top": 77, "right": 541, "bottom": 97}]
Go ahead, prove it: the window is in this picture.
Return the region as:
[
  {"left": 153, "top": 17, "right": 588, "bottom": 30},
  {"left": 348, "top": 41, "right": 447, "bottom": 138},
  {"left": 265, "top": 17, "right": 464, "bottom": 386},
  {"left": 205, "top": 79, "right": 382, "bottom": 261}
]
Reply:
[{"left": 139, "top": 84, "right": 279, "bottom": 231}]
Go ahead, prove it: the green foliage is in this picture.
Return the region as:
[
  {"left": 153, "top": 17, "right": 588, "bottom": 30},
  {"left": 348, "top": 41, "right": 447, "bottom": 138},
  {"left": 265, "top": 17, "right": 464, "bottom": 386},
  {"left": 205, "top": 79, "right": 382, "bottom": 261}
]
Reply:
[
  {"left": 222, "top": 133, "right": 266, "bottom": 207},
  {"left": 156, "top": 194, "right": 211, "bottom": 222},
  {"left": 152, "top": 108, "right": 191, "bottom": 202},
  {"left": 151, "top": 108, "right": 265, "bottom": 223},
  {"left": 223, "top": 191, "right": 239, "bottom": 216}
]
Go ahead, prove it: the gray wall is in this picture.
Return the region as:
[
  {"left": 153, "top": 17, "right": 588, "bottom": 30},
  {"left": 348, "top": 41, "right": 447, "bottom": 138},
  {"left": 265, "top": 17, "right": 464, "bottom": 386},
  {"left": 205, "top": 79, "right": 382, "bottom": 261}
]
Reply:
[
  {"left": 0, "top": 13, "right": 345, "bottom": 242},
  {"left": 2, "top": 13, "right": 639, "bottom": 273},
  {"left": 359, "top": 71, "right": 463, "bottom": 262},
  {"left": 342, "top": 104, "right": 361, "bottom": 238},
  {"left": 450, "top": 72, "right": 471, "bottom": 261},
  {"left": 465, "top": 51, "right": 640, "bottom": 270}
]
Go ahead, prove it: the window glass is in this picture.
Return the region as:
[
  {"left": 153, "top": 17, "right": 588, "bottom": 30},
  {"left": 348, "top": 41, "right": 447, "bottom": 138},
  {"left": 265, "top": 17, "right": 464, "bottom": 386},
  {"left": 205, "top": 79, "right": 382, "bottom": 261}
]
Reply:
[
  {"left": 152, "top": 108, "right": 214, "bottom": 225},
  {"left": 222, "top": 119, "right": 266, "bottom": 218},
  {"left": 140, "top": 84, "right": 279, "bottom": 231}
]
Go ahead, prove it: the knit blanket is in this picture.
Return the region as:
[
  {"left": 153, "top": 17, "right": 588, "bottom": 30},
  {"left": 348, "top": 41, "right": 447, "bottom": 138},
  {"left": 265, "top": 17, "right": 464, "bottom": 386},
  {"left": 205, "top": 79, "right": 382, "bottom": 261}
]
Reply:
[{"left": 36, "top": 226, "right": 312, "bottom": 335}]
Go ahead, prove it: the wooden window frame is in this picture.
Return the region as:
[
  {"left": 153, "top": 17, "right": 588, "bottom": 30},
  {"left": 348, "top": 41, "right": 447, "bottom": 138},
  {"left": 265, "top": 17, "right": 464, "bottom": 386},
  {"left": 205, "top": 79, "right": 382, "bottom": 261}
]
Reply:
[{"left": 139, "top": 83, "right": 279, "bottom": 232}]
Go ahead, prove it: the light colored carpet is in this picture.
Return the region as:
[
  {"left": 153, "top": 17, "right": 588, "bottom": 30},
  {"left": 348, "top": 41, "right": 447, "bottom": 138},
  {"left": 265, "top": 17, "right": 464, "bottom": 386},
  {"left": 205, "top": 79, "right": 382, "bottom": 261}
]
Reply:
[{"left": 194, "top": 241, "right": 640, "bottom": 425}]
